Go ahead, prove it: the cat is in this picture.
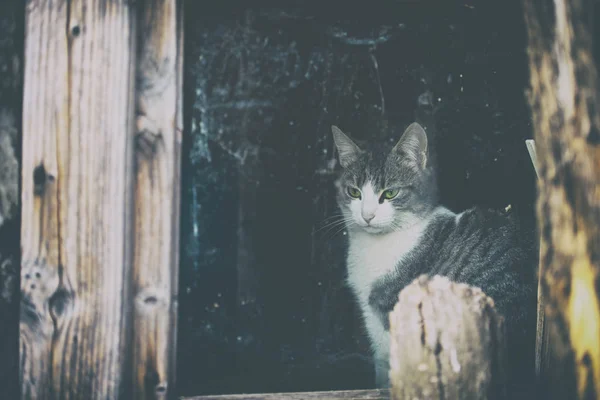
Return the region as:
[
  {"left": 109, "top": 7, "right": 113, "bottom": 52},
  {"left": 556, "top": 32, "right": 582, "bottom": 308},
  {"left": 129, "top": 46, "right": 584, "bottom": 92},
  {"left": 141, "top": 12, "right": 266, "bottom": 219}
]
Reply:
[{"left": 331, "top": 122, "right": 537, "bottom": 395}]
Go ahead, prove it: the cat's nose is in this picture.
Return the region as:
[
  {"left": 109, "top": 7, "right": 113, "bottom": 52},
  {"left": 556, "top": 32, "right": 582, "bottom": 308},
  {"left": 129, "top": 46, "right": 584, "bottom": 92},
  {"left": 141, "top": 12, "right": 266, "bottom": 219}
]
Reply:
[{"left": 362, "top": 212, "right": 375, "bottom": 224}]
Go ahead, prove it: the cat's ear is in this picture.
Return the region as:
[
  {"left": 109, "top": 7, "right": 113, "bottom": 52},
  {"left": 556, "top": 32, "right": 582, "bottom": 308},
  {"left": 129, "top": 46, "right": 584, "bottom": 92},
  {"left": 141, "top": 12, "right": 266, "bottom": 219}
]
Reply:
[
  {"left": 392, "top": 122, "right": 428, "bottom": 170},
  {"left": 331, "top": 125, "right": 362, "bottom": 168}
]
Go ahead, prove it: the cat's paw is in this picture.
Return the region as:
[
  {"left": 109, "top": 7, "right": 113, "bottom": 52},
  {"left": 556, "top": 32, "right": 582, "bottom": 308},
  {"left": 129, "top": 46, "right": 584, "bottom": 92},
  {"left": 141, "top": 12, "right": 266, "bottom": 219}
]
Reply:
[{"left": 368, "top": 279, "right": 401, "bottom": 329}]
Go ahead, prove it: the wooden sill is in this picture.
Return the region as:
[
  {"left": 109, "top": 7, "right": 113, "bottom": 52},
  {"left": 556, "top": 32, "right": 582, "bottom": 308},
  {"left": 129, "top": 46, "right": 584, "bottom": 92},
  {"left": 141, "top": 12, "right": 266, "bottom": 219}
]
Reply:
[{"left": 182, "top": 389, "right": 390, "bottom": 399}]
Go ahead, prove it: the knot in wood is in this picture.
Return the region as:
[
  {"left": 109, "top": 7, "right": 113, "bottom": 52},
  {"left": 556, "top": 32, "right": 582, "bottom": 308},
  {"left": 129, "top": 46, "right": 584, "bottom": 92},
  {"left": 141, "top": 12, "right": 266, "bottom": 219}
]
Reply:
[
  {"left": 32, "top": 163, "right": 55, "bottom": 196},
  {"left": 21, "top": 259, "right": 59, "bottom": 305},
  {"left": 135, "top": 287, "right": 168, "bottom": 311},
  {"left": 135, "top": 130, "right": 163, "bottom": 159},
  {"left": 135, "top": 115, "right": 164, "bottom": 159},
  {"left": 20, "top": 259, "right": 61, "bottom": 336},
  {"left": 49, "top": 286, "right": 74, "bottom": 321},
  {"left": 71, "top": 25, "right": 81, "bottom": 37}
]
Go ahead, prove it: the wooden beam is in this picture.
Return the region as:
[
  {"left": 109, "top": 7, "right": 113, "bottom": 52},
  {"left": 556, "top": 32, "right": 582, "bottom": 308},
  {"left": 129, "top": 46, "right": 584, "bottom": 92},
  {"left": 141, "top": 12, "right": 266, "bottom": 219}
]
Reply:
[
  {"left": 525, "top": 139, "right": 550, "bottom": 381},
  {"left": 20, "top": 0, "right": 136, "bottom": 398},
  {"left": 525, "top": 139, "right": 539, "bottom": 178},
  {"left": 132, "top": 0, "right": 183, "bottom": 398},
  {"left": 523, "top": 0, "right": 600, "bottom": 398},
  {"left": 182, "top": 389, "right": 390, "bottom": 400},
  {"left": 389, "top": 275, "right": 506, "bottom": 400}
]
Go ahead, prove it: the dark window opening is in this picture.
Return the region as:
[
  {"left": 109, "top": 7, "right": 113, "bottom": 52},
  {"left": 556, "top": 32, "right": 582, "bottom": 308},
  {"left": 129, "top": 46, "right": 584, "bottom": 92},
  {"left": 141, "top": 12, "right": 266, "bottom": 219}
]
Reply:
[{"left": 177, "top": 0, "right": 537, "bottom": 396}]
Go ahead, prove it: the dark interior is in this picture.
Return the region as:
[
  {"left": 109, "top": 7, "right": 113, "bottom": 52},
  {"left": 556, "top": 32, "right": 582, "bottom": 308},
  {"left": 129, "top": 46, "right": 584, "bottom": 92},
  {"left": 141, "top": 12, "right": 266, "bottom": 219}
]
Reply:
[{"left": 177, "top": 0, "right": 539, "bottom": 396}]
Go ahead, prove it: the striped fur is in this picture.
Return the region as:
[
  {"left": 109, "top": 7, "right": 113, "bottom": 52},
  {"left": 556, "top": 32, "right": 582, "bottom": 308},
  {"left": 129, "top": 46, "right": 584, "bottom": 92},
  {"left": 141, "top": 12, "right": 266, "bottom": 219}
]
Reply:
[{"left": 332, "top": 123, "right": 537, "bottom": 395}]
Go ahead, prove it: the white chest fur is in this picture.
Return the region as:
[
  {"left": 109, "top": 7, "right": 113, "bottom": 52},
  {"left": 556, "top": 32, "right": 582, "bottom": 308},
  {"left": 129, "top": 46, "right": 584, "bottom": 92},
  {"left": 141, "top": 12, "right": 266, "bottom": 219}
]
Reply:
[
  {"left": 345, "top": 213, "right": 439, "bottom": 386},
  {"left": 346, "top": 219, "right": 428, "bottom": 307}
]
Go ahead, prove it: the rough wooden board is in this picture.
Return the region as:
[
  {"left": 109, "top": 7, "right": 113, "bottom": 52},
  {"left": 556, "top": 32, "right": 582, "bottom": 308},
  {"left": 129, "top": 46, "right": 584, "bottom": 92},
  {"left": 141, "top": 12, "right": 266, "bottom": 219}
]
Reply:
[
  {"left": 182, "top": 389, "right": 390, "bottom": 400},
  {"left": 525, "top": 138, "right": 547, "bottom": 379},
  {"left": 523, "top": 0, "right": 600, "bottom": 398},
  {"left": 132, "top": 0, "right": 183, "bottom": 398},
  {"left": 20, "top": 0, "right": 136, "bottom": 398},
  {"left": 389, "top": 275, "right": 506, "bottom": 400},
  {"left": 525, "top": 139, "right": 539, "bottom": 178}
]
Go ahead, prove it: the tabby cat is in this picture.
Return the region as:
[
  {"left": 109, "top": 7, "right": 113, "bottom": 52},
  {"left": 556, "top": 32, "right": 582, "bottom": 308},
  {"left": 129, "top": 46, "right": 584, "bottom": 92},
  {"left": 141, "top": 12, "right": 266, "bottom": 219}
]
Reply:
[{"left": 331, "top": 122, "right": 537, "bottom": 396}]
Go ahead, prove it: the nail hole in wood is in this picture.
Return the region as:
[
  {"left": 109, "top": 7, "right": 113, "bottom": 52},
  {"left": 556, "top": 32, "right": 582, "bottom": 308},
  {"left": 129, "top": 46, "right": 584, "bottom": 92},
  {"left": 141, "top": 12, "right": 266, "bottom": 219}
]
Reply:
[
  {"left": 144, "top": 296, "right": 158, "bottom": 305},
  {"left": 30, "top": 284, "right": 36, "bottom": 290},
  {"left": 24, "top": 274, "right": 30, "bottom": 279},
  {"left": 35, "top": 272, "right": 40, "bottom": 278},
  {"left": 71, "top": 25, "right": 81, "bottom": 36}
]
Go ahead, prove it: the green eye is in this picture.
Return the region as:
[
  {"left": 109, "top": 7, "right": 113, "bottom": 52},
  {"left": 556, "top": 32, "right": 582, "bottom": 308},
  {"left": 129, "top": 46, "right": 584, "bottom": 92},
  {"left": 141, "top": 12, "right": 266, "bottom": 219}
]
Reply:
[
  {"left": 347, "top": 187, "right": 361, "bottom": 199},
  {"left": 382, "top": 188, "right": 400, "bottom": 200}
]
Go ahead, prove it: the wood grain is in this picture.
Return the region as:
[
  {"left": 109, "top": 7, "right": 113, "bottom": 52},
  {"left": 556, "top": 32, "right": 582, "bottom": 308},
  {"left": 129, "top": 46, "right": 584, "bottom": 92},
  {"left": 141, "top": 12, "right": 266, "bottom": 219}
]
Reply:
[
  {"left": 182, "top": 389, "right": 390, "bottom": 400},
  {"left": 525, "top": 139, "right": 549, "bottom": 380},
  {"left": 525, "top": 139, "right": 539, "bottom": 178},
  {"left": 132, "top": 0, "right": 183, "bottom": 398},
  {"left": 389, "top": 275, "right": 506, "bottom": 400},
  {"left": 523, "top": 0, "right": 600, "bottom": 398},
  {"left": 20, "top": 0, "right": 136, "bottom": 398}
]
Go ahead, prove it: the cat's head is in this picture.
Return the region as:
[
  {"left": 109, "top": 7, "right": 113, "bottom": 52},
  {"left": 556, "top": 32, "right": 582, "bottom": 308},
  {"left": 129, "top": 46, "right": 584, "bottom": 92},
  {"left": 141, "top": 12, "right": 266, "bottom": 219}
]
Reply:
[{"left": 331, "top": 122, "right": 436, "bottom": 234}]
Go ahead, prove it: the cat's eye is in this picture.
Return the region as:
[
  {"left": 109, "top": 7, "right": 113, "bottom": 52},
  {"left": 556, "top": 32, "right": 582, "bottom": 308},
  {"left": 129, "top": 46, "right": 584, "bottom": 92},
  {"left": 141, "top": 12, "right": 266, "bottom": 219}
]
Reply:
[
  {"left": 347, "top": 187, "right": 361, "bottom": 199},
  {"left": 381, "top": 188, "right": 400, "bottom": 200}
]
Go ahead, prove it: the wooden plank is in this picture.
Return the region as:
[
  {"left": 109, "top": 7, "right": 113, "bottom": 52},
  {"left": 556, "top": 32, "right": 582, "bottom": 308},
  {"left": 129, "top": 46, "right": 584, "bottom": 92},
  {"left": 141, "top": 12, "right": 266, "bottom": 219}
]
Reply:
[
  {"left": 182, "top": 389, "right": 390, "bottom": 400},
  {"left": 523, "top": 0, "right": 600, "bottom": 398},
  {"left": 389, "top": 275, "right": 506, "bottom": 400},
  {"left": 20, "top": 0, "right": 136, "bottom": 398},
  {"left": 132, "top": 0, "right": 183, "bottom": 398},
  {"left": 525, "top": 139, "right": 539, "bottom": 178},
  {"left": 525, "top": 139, "right": 549, "bottom": 380}
]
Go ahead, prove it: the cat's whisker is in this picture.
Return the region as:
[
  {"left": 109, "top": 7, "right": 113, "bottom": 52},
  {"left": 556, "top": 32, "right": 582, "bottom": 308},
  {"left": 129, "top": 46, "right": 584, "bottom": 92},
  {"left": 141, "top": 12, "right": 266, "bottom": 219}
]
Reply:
[
  {"left": 315, "top": 215, "right": 349, "bottom": 227},
  {"left": 318, "top": 221, "right": 355, "bottom": 241},
  {"left": 313, "top": 217, "right": 352, "bottom": 236},
  {"left": 320, "top": 213, "right": 346, "bottom": 222},
  {"left": 325, "top": 222, "right": 353, "bottom": 241}
]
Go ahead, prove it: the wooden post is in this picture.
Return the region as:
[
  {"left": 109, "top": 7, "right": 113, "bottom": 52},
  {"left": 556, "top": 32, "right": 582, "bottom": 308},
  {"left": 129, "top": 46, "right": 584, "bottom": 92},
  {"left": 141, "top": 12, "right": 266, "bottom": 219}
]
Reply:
[
  {"left": 389, "top": 275, "right": 506, "bottom": 400},
  {"left": 525, "top": 139, "right": 551, "bottom": 381},
  {"left": 523, "top": 0, "right": 600, "bottom": 398},
  {"left": 132, "top": 0, "right": 183, "bottom": 398},
  {"left": 20, "top": 0, "right": 137, "bottom": 398},
  {"left": 20, "top": 0, "right": 183, "bottom": 398}
]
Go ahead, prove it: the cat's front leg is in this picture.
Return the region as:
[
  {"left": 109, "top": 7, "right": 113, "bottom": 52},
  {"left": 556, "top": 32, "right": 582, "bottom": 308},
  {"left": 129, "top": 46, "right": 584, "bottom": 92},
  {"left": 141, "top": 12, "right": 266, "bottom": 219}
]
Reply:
[
  {"left": 374, "top": 356, "right": 390, "bottom": 388},
  {"left": 368, "top": 275, "right": 406, "bottom": 330}
]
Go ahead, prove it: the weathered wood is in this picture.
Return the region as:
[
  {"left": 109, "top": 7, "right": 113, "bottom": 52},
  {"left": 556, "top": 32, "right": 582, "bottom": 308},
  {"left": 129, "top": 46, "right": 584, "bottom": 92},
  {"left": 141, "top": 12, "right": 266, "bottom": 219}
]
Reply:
[
  {"left": 523, "top": 0, "right": 600, "bottom": 398},
  {"left": 525, "top": 139, "right": 539, "bottom": 179},
  {"left": 182, "top": 389, "right": 390, "bottom": 400},
  {"left": 525, "top": 139, "right": 549, "bottom": 379},
  {"left": 132, "top": 0, "right": 183, "bottom": 398},
  {"left": 20, "top": 0, "right": 136, "bottom": 398},
  {"left": 389, "top": 275, "right": 506, "bottom": 400}
]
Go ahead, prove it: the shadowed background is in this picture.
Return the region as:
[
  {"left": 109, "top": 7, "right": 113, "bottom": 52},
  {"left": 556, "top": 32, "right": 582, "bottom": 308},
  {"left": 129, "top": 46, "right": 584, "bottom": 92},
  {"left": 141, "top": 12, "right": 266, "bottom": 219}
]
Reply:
[
  {"left": 0, "top": 0, "right": 545, "bottom": 398},
  {"left": 177, "top": 0, "right": 538, "bottom": 396}
]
